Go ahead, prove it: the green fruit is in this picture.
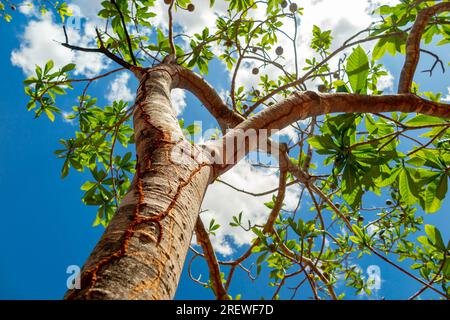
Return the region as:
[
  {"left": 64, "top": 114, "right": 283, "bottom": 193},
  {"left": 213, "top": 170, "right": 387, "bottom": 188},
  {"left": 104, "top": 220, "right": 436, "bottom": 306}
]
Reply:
[
  {"left": 275, "top": 46, "right": 284, "bottom": 56},
  {"left": 289, "top": 3, "right": 298, "bottom": 13},
  {"left": 318, "top": 84, "right": 327, "bottom": 92},
  {"left": 281, "top": 1, "right": 288, "bottom": 8}
]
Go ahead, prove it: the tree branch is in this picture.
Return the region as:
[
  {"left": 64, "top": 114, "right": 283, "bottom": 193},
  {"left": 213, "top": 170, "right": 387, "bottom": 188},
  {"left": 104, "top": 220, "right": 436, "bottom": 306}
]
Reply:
[
  {"left": 398, "top": 2, "right": 450, "bottom": 93},
  {"left": 167, "top": 0, "right": 176, "bottom": 56},
  {"left": 244, "top": 30, "right": 406, "bottom": 116},
  {"left": 170, "top": 65, "right": 244, "bottom": 130},
  {"left": 61, "top": 26, "right": 134, "bottom": 70},
  {"left": 211, "top": 91, "right": 450, "bottom": 179},
  {"left": 110, "top": 0, "right": 137, "bottom": 66},
  {"left": 194, "top": 217, "right": 230, "bottom": 300},
  {"left": 408, "top": 257, "right": 446, "bottom": 300}
]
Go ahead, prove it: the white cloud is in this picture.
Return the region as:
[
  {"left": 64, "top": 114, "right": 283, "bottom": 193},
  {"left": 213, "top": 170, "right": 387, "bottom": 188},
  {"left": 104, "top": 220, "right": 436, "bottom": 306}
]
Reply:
[
  {"left": 200, "top": 159, "right": 301, "bottom": 256},
  {"left": 106, "top": 72, "right": 134, "bottom": 104},
  {"left": 377, "top": 69, "right": 395, "bottom": 92},
  {"left": 275, "top": 125, "right": 300, "bottom": 143},
  {"left": 62, "top": 111, "right": 76, "bottom": 125},
  {"left": 68, "top": 0, "right": 102, "bottom": 21},
  {"left": 171, "top": 88, "right": 187, "bottom": 115},
  {"left": 152, "top": 0, "right": 229, "bottom": 35},
  {"left": 11, "top": 12, "right": 108, "bottom": 77},
  {"left": 232, "top": 0, "right": 400, "bottom": 93},
  {"left": 18, "top": 2, "right": 34, "bottom": 15},
  {"left": 442, "top": 88, "right": 450, "bottom": 102}
]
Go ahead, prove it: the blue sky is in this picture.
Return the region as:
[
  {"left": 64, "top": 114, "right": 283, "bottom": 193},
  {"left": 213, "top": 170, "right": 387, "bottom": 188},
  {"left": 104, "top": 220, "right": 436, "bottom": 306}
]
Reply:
[{"left": 0, "top": 0, "right": 449, "bottom": 300}]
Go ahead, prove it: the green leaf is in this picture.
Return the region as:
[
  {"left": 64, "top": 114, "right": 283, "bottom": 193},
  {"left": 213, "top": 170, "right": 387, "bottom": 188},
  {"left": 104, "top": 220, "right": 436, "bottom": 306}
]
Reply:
[
  {"left": 308, "top": 135, "right": 339, "bottom": 154},
  {"left": 44, "top": 60, "right": 54, "bottom": 74},
  {"left": 352, "top": 224, "right": 364, "bottom": 239},
  {"left": 424, "top": 175, "right": 447, "bottom": 213},
  {"left": 61, "top": 160, "right": 70, "bottom": 179},
  {"left": 45, "top": 109, "right": 55, "bottom": 122},
  {"left": 405, "top": 115, "right": 446, "bottom": 127},
  {"left": 399, "top": 169, "right": 416, "bottom": 206},
  {"left": 424, "top": 224, "right": 446, "bottom": 251},
  {"left": 185, "top": 123, "right": 200, "bottom": 136},
  {"left": 61, "top": 63, "right": 76, "bottom": 73},
  {"left": 346, "top": 45, "right": 369, "bottom": 94},
  {"left": 372, "top": 39, "right": 387, "bottom": 60}
]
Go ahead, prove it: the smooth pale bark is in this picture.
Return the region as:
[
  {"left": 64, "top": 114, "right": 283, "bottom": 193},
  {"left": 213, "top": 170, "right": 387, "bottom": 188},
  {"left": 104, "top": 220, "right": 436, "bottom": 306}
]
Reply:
[{"left": 65, "top": 67, "right": 211, "bottom": 299}]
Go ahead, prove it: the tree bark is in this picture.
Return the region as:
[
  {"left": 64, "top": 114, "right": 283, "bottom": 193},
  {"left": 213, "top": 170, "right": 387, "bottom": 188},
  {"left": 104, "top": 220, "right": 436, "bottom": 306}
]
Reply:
[
  {"left": 65, "top": 67, "right": 212, "bottom": 300},
  {"left": 64, "top": 63, "right": 449, "bottom": 300}
]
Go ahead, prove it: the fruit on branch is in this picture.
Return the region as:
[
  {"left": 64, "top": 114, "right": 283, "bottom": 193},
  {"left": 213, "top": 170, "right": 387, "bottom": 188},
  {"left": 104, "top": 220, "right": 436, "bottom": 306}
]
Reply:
[
  {"left": 252, "top": 47, "right": 258, "bottom": 53},
  {"left": 318, "top": 84, "right": 327, "bottom": 92},
  {"left": 225, "top": 39, "right": 233, "bottom": 47},
  {"left": 335, "top": 203, "right": 341, "bottom": 209},
  {"left": 289, "top": 3, "right": 298, "bottom": 13},
  {"left": 281, "top": 1, "right": 288, "bottom": 8},
  {"left": 187, "top": 4, "right": 195, "bottom": 12},
  {"left": 333, "top": 72, "right": 340, "bottom": 79},
  {"left": 275, "top": 46, "right": 284, "bottom": 56},
  {"left": 252, "top": 67, "right": 259, "bottom": 75},
  {"left": 164, "top": 0, "right": 172, "bottom": 5},
  {"left": 242, "top": 104, "right": 248, "bottom": 111},
  {"left": 385, "top": 199, "right": 393, "bottom": 206},
  {"left": 253, "top": 89, "right": 260, "bottom": 96}
]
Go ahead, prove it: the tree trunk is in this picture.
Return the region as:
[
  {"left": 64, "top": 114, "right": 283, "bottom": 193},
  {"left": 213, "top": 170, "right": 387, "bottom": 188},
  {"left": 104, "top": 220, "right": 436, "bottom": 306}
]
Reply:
[
  {"left": 65, "top": 67, "right": 211, "bottom": 300},
  {"left": 63, "top": 61, "right": 450, "bottom": 300}
]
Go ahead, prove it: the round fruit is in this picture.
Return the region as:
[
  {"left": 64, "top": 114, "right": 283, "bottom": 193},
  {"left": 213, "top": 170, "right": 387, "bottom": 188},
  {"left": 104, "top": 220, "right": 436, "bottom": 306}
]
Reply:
[
  {"left": 281, "top": 1, "right": 288, "bottom": 8},
  {"left": 252, "top": 47, "right": 258, "bottom": 53},
  {"left": 252, "top": 67, "right": 259, "bottom": 75},
  {"left": 253, "top": 89, "right": 260, "bottom": 96},
  {"left": 289, "top": 3, "right": 298, "bottom": 13},
  {"left": 164, "top": 0, "right": 172, "bottom": 5},
  {"left": 318, "top": 84, "right": 327, "bottom": 92},
  {"left": 275, "top": 46, "right": 284, "bottom": 56},
  {"left": 385, "top": 199, "right": 393, "bottom": 206},
  {"left": 333, "top": 72, "right": 340, "bottom": 79},
  {"left": 242, "top": 104, "right": 248, "bottom": 110},
  {"left": 187, "top": 4, "right": 195, "bottom": 12},
  {"left": 335, "top": 203, "right": 340, "bottom": 208}
]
